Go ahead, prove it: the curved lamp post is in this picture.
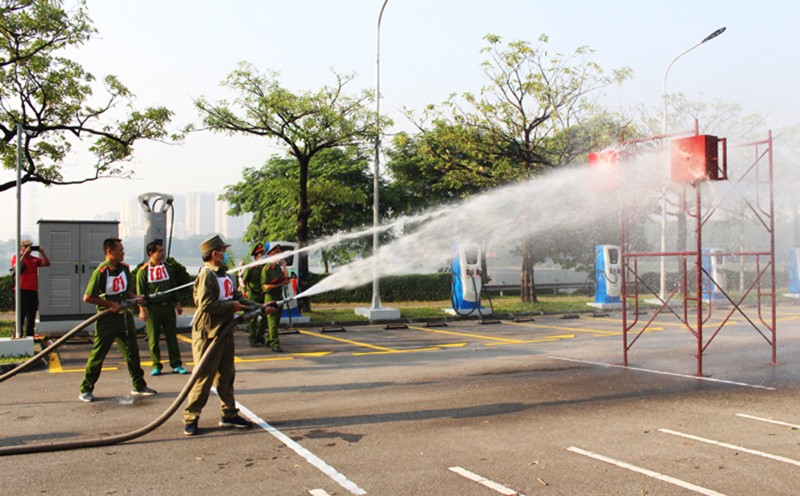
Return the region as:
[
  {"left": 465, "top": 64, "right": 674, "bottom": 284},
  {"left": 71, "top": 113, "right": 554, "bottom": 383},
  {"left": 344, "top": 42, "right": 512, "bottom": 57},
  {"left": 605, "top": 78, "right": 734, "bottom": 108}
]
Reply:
[{"left": 658, "top": 27, "right": 726, "bottom": 300}]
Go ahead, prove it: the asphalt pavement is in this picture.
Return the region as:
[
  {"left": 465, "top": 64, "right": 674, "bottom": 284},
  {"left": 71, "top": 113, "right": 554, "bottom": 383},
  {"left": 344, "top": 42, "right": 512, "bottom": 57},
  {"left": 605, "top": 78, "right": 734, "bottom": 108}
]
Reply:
[{"left": 3, "top": 304, "right": 800, "bottom": 495}]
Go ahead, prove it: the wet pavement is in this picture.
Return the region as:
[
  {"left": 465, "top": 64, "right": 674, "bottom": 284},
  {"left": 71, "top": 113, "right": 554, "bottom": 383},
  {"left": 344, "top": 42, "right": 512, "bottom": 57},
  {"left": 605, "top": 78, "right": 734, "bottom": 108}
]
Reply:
[{"left": 2, "top": 303, "right": 800, "bottom": 495}]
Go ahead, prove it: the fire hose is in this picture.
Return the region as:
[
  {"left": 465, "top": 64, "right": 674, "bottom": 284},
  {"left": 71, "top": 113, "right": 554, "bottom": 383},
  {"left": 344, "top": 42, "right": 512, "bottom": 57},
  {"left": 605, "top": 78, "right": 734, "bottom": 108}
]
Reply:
[{"left": 0, "top": 305, "right": 267, "bottom": 457}]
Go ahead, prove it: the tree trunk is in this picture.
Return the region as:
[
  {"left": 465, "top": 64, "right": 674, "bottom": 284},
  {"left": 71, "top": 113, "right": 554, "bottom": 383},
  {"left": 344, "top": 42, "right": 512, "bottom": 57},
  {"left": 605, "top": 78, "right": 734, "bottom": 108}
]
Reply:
[
  {"left": 520, "top": 237, "right": 538, "bottom": 303},
  {"left": 296, "top": 156, "right": 312, "bottom": 312}
]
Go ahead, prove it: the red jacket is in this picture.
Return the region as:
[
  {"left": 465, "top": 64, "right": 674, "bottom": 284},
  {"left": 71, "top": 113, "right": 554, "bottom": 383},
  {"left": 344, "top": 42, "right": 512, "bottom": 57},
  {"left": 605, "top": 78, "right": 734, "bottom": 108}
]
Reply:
[{"left": 11, "top": 255, "right": 45, "bottom": 291}]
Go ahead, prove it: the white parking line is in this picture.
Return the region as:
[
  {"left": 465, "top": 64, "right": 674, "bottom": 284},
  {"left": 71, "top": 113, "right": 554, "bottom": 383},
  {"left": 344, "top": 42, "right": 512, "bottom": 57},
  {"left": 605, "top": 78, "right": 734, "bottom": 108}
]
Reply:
[
  {"left": 308, "top": 490, "right": 333, "bottom": 496},
  {"left": 567, "top": 446, "right": 727, "bottom": 496},
  {"left": 448, "top": 466, "right": 525, "bottom": 496},
  {"left": 549, "top": 356, "right": 775, "bottom": 390},
  {"left": 736, "top": 413, "right": 800, "bottom": 429},
  {"left": 237, "top": 402, "right": 367, "bottom": 495},
  {"left": 659, "top": 428, "right": 800, "bottom": 467}
]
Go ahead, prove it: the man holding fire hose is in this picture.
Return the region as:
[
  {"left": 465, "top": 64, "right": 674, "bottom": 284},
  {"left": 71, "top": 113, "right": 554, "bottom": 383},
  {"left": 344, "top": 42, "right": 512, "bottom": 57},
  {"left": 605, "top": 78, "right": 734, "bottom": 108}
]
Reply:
[{"left": 182, "top": 234, "right": 277, "bottom": 436}]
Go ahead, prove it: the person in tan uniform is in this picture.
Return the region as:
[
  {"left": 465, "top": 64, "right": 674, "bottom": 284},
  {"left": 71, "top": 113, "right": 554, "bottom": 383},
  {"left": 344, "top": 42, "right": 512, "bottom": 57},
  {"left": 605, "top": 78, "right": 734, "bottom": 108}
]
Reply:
[{"left": 182, "top": 234, "right": 276, "bottom": 436}]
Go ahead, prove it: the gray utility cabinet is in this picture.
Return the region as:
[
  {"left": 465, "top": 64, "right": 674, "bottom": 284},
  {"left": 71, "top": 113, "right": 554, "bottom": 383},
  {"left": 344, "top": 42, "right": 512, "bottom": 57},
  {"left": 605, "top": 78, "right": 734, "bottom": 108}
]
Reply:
[{"left": 38, "top": 220, "right": 119, "bottom": 321}]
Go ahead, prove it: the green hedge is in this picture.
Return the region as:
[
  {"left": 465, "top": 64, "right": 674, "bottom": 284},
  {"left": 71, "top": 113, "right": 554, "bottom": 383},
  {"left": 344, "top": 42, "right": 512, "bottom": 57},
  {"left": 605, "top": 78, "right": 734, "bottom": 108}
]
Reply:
[
  {"left": 0, "top": 274, "right": 12, "bottom": 311},
  {"left": 307, "top": 273, "right": 451, "bottom": 303}
]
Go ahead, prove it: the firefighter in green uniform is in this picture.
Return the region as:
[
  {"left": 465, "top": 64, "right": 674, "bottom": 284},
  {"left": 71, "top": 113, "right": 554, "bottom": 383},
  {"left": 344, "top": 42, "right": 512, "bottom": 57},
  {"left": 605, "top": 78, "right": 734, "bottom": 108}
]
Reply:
[
  {"left": 136, "top": 241, "right": 188, "bottom": 376},
  {"left": 182, "top": 234, "right": 276, "bottom": 436},
  {"left": 243, "top": 243, "right": 267, "bottom": 347},
  {"left": 261, "top": 243, "right": 292, "bottom": 353},
  {"left": 79, "top": 238, "right": 157, "bottom": 402}
]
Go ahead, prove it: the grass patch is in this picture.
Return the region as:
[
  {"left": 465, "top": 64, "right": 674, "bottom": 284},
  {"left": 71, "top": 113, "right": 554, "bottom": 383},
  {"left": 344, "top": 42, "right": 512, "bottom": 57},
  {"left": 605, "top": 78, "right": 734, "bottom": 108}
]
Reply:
[
  {"left": 0, "top": 320, "right": 14, "bottom": 339},
  {"left": 0, "top": 354, "right": 32, "bottom": 365}
]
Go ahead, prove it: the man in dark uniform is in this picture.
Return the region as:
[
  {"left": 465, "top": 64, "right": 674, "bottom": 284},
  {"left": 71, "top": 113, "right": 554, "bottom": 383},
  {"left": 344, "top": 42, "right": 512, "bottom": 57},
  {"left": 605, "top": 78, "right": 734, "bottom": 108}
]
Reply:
[
  {"left": 182, "top": 234, "right": 276, "bottom": 436},
  {"left": 261, "top": 243, "right": 292, "bottom": 352},
  {"left": 243, "top": 243, "right": 267, "bottom": 347},
  {"left": 137, "top": 241, "right": 188, "bottom": 376},
  {"left": 79, "top": 238, "right": 156, "bottom": 402}
]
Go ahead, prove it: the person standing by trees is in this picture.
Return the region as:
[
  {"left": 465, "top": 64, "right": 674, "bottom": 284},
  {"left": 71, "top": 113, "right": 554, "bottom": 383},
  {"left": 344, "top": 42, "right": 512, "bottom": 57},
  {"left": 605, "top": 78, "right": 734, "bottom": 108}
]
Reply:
[
  {"left": 79, "top": 238, "right": 156, "bottom": 402},
  {"left": 10, "top": 240, "right": 50, "bottom": 337},
  {"left": 136, "top": 241, "right": 188, "bottom": 376},
  {"left": 261, "top": 244, "right": 291, "bottom": 353},
  {"left": 243, "top": 243, "right": 268, "bottom": 347}
]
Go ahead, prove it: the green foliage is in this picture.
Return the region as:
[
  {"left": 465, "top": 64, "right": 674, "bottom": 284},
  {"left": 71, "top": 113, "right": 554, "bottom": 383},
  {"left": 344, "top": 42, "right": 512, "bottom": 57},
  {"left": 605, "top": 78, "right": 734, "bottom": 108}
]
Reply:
[
  {"left": 0, "top": 0, "right": 175, "bottom": 192},
  {"left": 222, "top": 147, "right": 382, "bottom": 271},
  {"left": 196, "top": 64, "right": 380, "bottom": 289},
  {"left": 308, "top": 273, "right": 451, "bottom": 303},
  {"left": 0, "top": 273, "right": 12, "bottom": 311}
]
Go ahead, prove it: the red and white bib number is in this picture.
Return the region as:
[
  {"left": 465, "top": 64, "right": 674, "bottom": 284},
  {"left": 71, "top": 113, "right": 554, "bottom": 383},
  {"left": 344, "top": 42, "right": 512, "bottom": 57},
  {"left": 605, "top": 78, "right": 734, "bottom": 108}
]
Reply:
[
  {"left": 106, "top": 271, "right": 128, "bottom": 296},
  {"left": 148, "top": 264, "right": 170, "bottom": 283},
  {"left": 216, "top": 275, "right": 234, "bottom": 301}
]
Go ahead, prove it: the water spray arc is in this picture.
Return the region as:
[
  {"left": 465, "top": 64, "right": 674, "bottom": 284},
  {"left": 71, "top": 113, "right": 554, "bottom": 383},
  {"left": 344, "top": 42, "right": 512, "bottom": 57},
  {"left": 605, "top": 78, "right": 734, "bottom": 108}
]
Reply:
[{"left": 659, "top": 26, "right": 727, "bottom": 300}]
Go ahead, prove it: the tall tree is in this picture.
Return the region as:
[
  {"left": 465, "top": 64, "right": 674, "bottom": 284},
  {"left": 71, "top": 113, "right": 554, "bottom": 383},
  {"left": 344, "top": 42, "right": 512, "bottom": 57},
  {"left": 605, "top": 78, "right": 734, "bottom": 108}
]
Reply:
[
  {"left": 195, "top": 63, "right": 379, "bottom": 292},
  {"left": 222, "top": 146, "right": 378, "bottom": 273},
  {"left": 409, "top": 34, "right": 631, "bottom": 301},
  {"left": 0, "top": 0, "right": 174, "bottom": 192}
]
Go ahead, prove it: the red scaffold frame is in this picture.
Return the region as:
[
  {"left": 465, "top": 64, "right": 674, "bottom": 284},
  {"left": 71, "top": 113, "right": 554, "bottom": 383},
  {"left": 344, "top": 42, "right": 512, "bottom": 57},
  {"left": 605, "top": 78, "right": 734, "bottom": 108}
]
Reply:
[{"left": 619, "top": 131, "right": 775, "bottom": 376}]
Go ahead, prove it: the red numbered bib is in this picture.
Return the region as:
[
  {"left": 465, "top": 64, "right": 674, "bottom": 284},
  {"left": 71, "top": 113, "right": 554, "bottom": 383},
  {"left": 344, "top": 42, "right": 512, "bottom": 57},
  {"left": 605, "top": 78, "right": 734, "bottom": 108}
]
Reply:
[
  {"left": 216, "top": 275, "right": 234, "bottom": 301},
  {"left": 148, "top": 264, "right": 170, "bottom": 283},
  {"left": 106, "top": 271, "right": 128, "bottom": 296}
]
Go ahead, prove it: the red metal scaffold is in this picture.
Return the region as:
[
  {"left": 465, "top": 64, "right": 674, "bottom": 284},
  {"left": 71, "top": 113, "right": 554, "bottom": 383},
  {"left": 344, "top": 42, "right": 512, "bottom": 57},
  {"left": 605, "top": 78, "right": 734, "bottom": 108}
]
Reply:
[{"left": 618, "top": 130, "right": 776, "bottom": 376}]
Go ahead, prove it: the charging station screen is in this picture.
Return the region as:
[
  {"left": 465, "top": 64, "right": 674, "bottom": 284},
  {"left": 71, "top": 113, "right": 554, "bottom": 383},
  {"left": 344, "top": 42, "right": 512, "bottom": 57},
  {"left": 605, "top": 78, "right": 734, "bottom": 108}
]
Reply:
[
  {"left": 465, "top": 248, "right": 478, "bottom": 265},
  {"left": 608, "top": 248, "right": 619, "bottom": 265}
]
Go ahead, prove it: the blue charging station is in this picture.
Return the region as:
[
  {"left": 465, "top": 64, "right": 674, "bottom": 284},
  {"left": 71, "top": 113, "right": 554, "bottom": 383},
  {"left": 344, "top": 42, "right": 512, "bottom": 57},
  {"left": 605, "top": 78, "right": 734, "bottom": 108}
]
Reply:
[
  {"left": 788, "top": 248, "right": 800, "bottom": 297},
  {"left": 445, "top": 242, "right": 491, "bottom": 316},
  {"left": 588, "top": 244, "right": 622, "bottom": 310},
  {"left": 265, "top": 241, "right": 309, "bottom": 324},
  {"left": 702, "top": 248, "right": 727, "bottom": 302}
]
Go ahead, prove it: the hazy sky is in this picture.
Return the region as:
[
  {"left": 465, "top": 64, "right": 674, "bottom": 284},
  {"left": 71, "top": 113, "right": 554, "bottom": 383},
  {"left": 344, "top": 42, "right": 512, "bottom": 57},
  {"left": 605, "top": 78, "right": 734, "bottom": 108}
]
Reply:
[{"left": 2, "top": 0, "right": 798, "bottom": 241}]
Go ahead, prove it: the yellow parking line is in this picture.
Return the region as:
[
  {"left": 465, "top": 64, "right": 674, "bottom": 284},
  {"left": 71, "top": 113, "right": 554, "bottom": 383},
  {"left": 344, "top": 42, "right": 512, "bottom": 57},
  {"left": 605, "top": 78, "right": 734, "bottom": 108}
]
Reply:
[
  {"left": 297, "top": 329, "right": 397, "bottom": 352},
  {"left": 407, "top": 325, "right": 526, "bottom": 343},
  {"left": 234, "top": 356, "right": 295, "bottom": 363},
  {"left": 352, "top": 347, "right": 443, "bottom": 356},
  {"left": 501, "top": 320, "right": 624, "bottom": 335},
  {"left": 177, "top": 334, "right": 192, "bottom": 344},
  {"left": 48, "top": 352, "right": 116, "bottom": 374},
  {"left": 484, "top": 334, "right": 576, "bottom": 346}
]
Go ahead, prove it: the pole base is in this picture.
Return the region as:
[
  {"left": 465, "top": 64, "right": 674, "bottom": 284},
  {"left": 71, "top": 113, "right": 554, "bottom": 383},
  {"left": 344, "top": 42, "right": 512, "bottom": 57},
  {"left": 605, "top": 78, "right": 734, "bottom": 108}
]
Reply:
[{"left": 354, "top": 307, "right": 401, "bottom": 321}]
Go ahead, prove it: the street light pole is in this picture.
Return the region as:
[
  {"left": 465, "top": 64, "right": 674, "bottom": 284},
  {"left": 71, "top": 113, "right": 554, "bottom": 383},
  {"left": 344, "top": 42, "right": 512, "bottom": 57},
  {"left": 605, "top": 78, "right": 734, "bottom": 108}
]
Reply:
[
  {"left": 15, "top": 123, "right": 23, "bottom": 339},
  {"left": 356, "top": 0, "right": 400, "bottom": 321},
  {"left": 658, "top": 27, "right": 726, "bottom": 300}
]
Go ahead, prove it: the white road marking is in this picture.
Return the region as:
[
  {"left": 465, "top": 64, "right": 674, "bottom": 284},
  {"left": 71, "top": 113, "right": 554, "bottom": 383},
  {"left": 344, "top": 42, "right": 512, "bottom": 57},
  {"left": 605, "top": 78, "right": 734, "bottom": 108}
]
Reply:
[
  {"left": 308, "top": 490, "right": 333, "bottom": 496},
  {"left": 659, "top": 428, "right": 800, "bottom": 467},
  {"left": 448, "top": 466, "right": 524, "bottom": 496},
  {"left": 736, "top": 413, "right": 800, "bottom": 429},
  {"left": 549, "top": 356, "right": 775, "bottom": 390},
  {"left": 567, "top": 446, "right": 727, "bottom": 496},
  {"left": 237, "top": 402, "right": 368, "bottom": 495}
]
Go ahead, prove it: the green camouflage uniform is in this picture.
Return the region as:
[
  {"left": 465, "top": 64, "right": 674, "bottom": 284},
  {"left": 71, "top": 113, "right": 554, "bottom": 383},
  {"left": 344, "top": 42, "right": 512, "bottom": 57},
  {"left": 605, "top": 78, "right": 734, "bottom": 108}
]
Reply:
[
  {"left": 79, "top": 261, "right": 147, "bottom": 394},
  {"left": 136, "top": 261, "right": 183, "bottom": 372}
]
